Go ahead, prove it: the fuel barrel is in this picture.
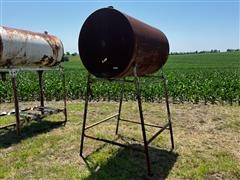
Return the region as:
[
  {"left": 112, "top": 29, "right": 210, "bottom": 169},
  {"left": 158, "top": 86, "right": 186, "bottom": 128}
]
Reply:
[
  {"left": 0, "top": 26, "right": 64, "bottom": 67},
  {"left": 78, "top": 7, "right": 169, "bottom": 78}
]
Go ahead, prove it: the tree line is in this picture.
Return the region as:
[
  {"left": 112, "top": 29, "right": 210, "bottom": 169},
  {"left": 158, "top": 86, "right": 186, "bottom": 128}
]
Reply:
[
  {"left": 170, "top": 49, "right": 239, "bottom": 55},
  {"left": 63, "top": 48, "right": 240, "bottom": 57}
]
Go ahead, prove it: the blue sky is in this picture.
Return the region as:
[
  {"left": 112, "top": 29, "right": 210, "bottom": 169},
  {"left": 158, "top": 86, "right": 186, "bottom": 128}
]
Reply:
[{"left": 0, "top": 0, "right": 239, "bottom": 53}]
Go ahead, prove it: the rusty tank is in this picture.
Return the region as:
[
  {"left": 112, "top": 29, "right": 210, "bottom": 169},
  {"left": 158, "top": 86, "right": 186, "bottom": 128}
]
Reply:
[
  {"left": 78, "top": 7, "right": 169, "bottom": 78},
  {"left": 0, "top": 26, "right": 64, "bottom": 67}
]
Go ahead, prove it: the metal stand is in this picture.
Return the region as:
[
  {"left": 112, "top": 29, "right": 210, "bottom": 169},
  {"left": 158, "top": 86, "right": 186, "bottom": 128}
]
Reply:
[
  {"left": 11, "top": 70, "right": 21, "bottom": 135},
  {"left": 80, "top": 68, "right": 174, "bottom": 176},
  {"left": 0, "top": 67, "right": 68, "bottom": 135}
]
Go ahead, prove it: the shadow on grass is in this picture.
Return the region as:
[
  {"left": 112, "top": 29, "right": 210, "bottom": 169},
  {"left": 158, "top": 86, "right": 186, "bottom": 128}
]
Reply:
[
  {"left": 82, "top": 143, "right": 178, "bottom": 179},
  {"left": 0, "top": 120, "right": 65, "bottom": 148}
]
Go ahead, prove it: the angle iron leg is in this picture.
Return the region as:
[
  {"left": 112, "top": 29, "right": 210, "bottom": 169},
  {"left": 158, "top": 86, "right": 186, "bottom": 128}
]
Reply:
[
  {"left": 115, "top": 82, "right": 124, "bottom": 135},
  {"left": 61, "top": 68, "right": 68, "bottom": 124},
  {"left": 162, "top": 71, "right": 174, "bottom": 150},
  {"left": 11, "top": 75, "right": 21, "bottom": 135},
  {"left": 80, "top": 74, "right": 91, "bottom": 156},
  {"left": 38, "top": 70, "right": 44, "bottom": 115},
  {"left": 134, "top": 67, "right": 152, "bottom": 176}
]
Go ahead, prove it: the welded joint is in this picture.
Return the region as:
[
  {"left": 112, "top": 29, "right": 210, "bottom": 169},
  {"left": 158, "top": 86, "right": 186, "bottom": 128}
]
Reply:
[{"left": 9, "top": 69, "right": 19, "bottom": 77}]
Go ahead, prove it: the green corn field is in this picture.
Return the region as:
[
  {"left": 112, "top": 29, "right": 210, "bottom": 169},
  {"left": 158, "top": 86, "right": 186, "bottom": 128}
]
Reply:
[{"left": 0, "top": 51, "right": 239, "bottom": 105}]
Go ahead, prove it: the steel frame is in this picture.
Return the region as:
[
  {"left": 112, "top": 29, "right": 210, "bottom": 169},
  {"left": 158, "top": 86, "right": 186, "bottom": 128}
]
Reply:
[
  {"left": 0, "top": 66, "right": 67, "bottom": 135},
  {"left": 80, "top": 67, "right": 174, "bottom": 176}
]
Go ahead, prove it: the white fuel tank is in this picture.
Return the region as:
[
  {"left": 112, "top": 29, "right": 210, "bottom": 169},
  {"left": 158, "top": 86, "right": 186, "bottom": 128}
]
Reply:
[{"left": 0, "top": 26, "right": 64, "bottom": 67}]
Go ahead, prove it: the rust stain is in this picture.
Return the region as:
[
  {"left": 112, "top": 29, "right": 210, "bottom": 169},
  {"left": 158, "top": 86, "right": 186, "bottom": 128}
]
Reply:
[
  {"left": 40, "top": 55, "right": 54, "bottom": 66},
  {"left": 43, "top": 35, "right": 61, "bottom": 66},
  {"left": 34, "top": 33, "right": 62, "bottom": 67},
  {"left": 3, "top": 26, "right": 48, "bottom": 38},
  {"left": 33, "top": 55, "right": 55, "bottom": 67},
  {"left": 1, "top": 26, "right": 63, "bottom": 67}
]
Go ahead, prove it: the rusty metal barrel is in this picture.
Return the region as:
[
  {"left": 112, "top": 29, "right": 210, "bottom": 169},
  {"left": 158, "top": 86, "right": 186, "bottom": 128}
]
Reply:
[
  {"left": 78, "top": 8, "right": 169, "bottom": 78},
  {"left": 0, "top": 26, "right": 64, "bottom": 67}
]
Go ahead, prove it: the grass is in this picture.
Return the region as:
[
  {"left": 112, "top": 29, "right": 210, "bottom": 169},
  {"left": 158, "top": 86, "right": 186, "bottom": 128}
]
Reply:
[
  {"left": 165, "top": 52, "right": 240, "bottom": 71},
  {"left": 65, "top": 51, "right": 240, "bottom": 71},
  {"left": 0, "top": 101, "right": 239, "bottom": 179},
  {"left": 0, "top": 52, "right": 239, "bottom": 178}
]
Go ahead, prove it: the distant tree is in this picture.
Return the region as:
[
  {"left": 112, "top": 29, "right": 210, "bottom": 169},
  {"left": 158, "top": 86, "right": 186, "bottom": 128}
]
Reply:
[
  {"left": 71, "top": 52, "right": 78, "bottom": 56},
  {"left": 227, "top": 49, "right": 240, "bottom": 52},
  {"left": 66, "top": 52, "right": 70, "bottom": 56},
  {"left": 61, "top": 56, "right": 69, "bottom": 62},
  {"left": 227, "top": 49, "right": 234, "bottom": 52},
  {"left": 170, "top": 49, "right": 224, "bottom": 55}
]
